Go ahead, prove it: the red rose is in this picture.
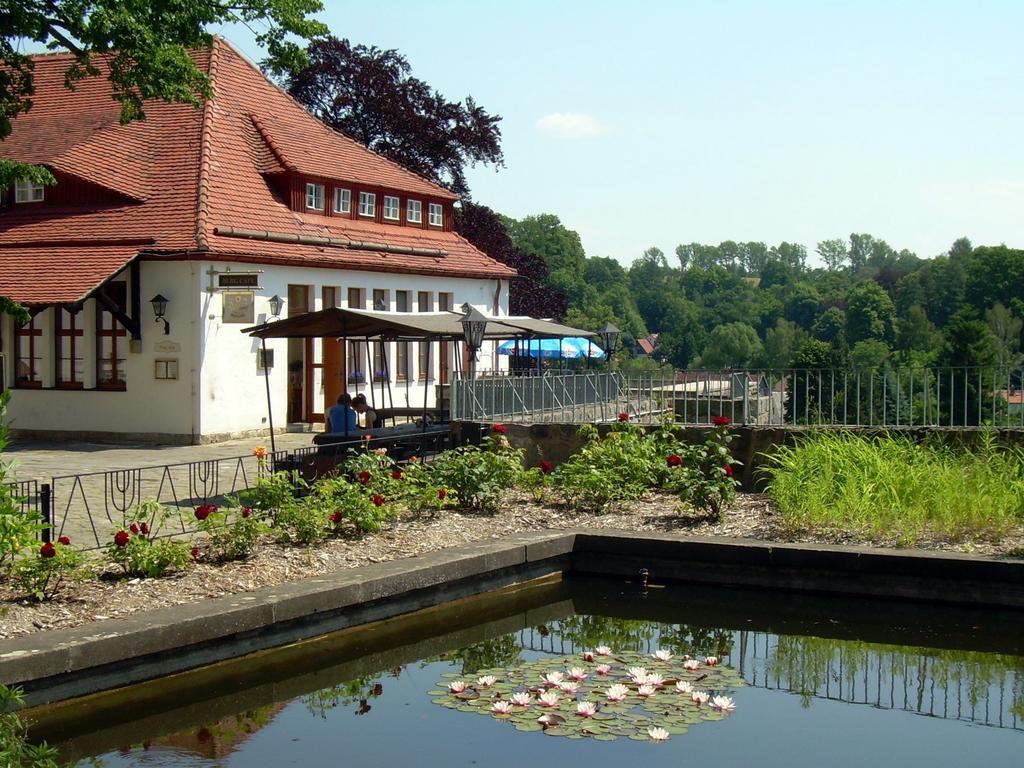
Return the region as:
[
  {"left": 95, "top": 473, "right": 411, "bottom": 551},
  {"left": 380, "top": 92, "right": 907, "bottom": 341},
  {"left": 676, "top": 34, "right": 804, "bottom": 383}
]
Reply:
[
  {"left": 618, "top": 412, "right": 629, "bottom": 422},
  {"left": 194, "top": 505, "right": 214, "bottom": 521},
  {"left": 358, "top": 471, "right": 371, "bottom": 485},
  {"left": 713, "top": 415, "right": 731, "bottom": 427},
  {"left": 191, "top": 547, "right": 202, "bottom": 561},
  {"left": 242, "top": 507, "right": 253, "bottom": 519},
  {"left": 491, "top": 424, "right": 507, "bottom": 434},
  {"left": 129, "top": 522, "right": 140, "bottom": 534},
  {"left": 373, "top": 494, "right": 384, "bottom": 507},
  {"left": 140, "top": 522, "right": 150, "bottom": 535},
  {"left": 40, "top": 541, "right": 56, "bottom": 558},
  {"left": 666, "top": 453, "right": 682, "bottom": 468},
  {"left": 391, "top": 469, "right": 403, "bottom": 480},
  {"left": 58, "top": 535, "right": 71, "bottom": 545},
  {"left": 330, "top": 511, "right": 342, "bottom": 524},
  {"left": 114, "top": 530, "right": 130, "bottom": 548},
  {"left": 438, "top": 488, "right": 447, "bottom": 500},
  {"left": 724, "top": 464, "right": 734, "bottom": 477},
  {"left": 539, "top": 460, "right": 553, "bottom": 475}
]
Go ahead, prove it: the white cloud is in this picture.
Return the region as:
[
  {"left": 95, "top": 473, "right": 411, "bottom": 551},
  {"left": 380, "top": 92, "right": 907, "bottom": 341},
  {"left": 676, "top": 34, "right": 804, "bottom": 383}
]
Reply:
[{"left": 535, "top": 112, "right": 606, "bottom": 139}]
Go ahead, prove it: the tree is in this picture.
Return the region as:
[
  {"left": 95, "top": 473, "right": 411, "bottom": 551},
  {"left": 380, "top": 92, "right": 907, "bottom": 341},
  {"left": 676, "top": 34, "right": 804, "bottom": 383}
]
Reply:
[
  {"left": 896, "top": 305, "right": 939, "bottom": 355},
  {"left": 985, "top": 302, "right": 1022, "bottom": 368},
  {"left": 816, "top": 239, "right": 849, "bottom": 271},
  {"left": 812, "top": 307, "right": 846, "bottom": 346},
  {"left": 937, "top": 309, "right": 1000, "bottom": 425},
  {"left": 783, "top": 283, "right": 820, "bottom": 330},
  {"left": 845, "top": 281, "right": 896, "bottom": 345},
  {"left": 284, "top": 36, "right": 503, "bottom": 196},
  {"left": 697, "top": 323, "right": 763, "bottom": 369},
  {"left": 1, "top": 0, "right": 326, "bottom": 185},
  {"left": 760, "top": 319, "right": 805, "bottom": 369},
  {"left": 505, "top": 214, "right": 589, "bottom": 307}
]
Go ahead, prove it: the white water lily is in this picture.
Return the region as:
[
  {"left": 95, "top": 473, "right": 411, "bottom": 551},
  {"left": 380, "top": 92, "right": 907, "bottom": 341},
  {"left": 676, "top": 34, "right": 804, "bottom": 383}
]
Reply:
[
  {"left": 637, "top": 684, "right": 657, "bottom": 698},
  {"left": 710, "top": 695, "right": 736, "bottom": 712},
  {"left": 648, "top": 726, "right": 671, "bottom": 742},
  {"left": 691, "top": 690, "right": 710, "bottom": 705},
  {"left": 626, "top": 666, "right": 648, "bottom": 682},
  {"left": 448, "top": 680, "right": 467, "bottom": 693},
  {"left": 491, "top": 700, "right": 514, "bottom": 715},
  {"left": 511, "top": 692, "right": 533, "bottom": 706},
  {"left": 576, "top": 701, "right": 598, "bottom": 717},
  {"left": 542, "top": 671, "right": 564, "bottom": 686},
  {"left": 476, "top": 675, "right": 497, "bottom": 687},
  {"left": 645, "top": 673, "right": 666, "bottom": 687},
  {"left": 568, "top": 666, "right": 589, "bottom": 681},
  {"left": 675, "top": 680, "right": 693, "bottom": 694},
  {"left": 582, "top": 651, "right": 595, "bottom": 662},
  {"left": 538, "top": 691, "right": 561, "bottom": 708},
  {"left": 595, "top": 664, "right": 612, "bottom": 676},
  {"left": 605, "top": 684, "right": 630, "bottom": 702},
  {"left": 653, "top": 649, "right": 674, "bottom": 662},
  {"left": 704, "top": 656, "right": 719, "bottom": 667},
  {"left": 557, "top": 680, "right": 579, "bottom": 694},
  {"left": 595, "top": 645, "right": 613, "bottom": 656},
  {"left": 683, "top": 659, "right": 701, "bottom": 671}
]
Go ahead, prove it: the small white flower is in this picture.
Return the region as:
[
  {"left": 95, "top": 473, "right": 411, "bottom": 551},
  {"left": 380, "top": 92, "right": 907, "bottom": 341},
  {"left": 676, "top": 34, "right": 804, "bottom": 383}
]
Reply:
[
  {"left": 626, "top": 665, "right": 648, "bottom": 680},
  {"left": 476, "top": 675, "right": 497, "bottom": 687},
  {"left": 595, "top": 645, "right": 613, "bottom": 656},
  {"left": 557, "top": 680, "right": 579, "bottom": 694},
  {"left": 511, "top": 692, "right": 533, "bottom": 707},
  {"left": 569, "top": 666, "right": 589, "bottom": 681},
  {"left": 605, "top": 684, "right": 630, "bottom": 702},
  {"left": 595, "top": 664, "right": 612, "bottom": 676},
  {"left": 448, "top": 680, "right": 467, "bottom": 693},
  {"left": 491, "top": 700, "right": 514, "bottom": 715},
  {"left": 710, "top": 695, "right": 736, "bottom": 712},
  {"left": 582, "top": 651, "right": 595, "bottom": 662},
  {"left": 645, "top": 673, "right": 666, "bottom": 687},
  {"left": 675, "top": 680, "right": 693, "bottom": 694},
  {"left": 538, "top": 691, "right": 561, "bottom": 707},
  {"left": 704, "top": 656, "right": 719, "bottom": 667},
  {"left": 653, "top": 649, "right": 674, "bottom": 662},
  {"left": 542, "top": 671, "right": 564, "bottom": 686},
  {"left": 691, "top": 690, "right": 710, "bottom": 705},
  {"left": 638, "top": 684, "right": 657, "bottom": 698},
  {"left": 683, "top": 659, "right": 701, "bottom": 671},
  {"left": 576, "top": 701, "right": 598, "bottom": 717},
  {"left": 648, "top": 726, "right": 671, "bottom": 741}
]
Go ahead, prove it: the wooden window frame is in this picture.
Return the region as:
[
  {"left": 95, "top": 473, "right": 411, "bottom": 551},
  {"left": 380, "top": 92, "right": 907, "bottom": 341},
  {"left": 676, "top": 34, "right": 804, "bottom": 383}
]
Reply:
[
  {"left": 382, "top": 195, "right": 400, "bottom": 221},
  {"left": 14, "top": 181, "right": 44, "bottom": 204},
  {"left": 359, "top": 191, "right": 376, "bottom": 218},
  {"left": 407, "top": 199, "right": 422, "bottom": 224},
  {"left": 15, "top": 310, "right": 44, "bottom": 388},
  {"left": 55, "top": 306, "right": 84, "bottom": 389},
  {"left": 333, "top": 187, "right": 351, "bottom": 214},
  {"left": 96, "top": 284, "right": 128, "bottom": 391},
  {"left": 305, "top": 182, "right": 325, "bottom": 211},
  {"left": 428, "top": 202, "right": 444, "bottom": 227}
]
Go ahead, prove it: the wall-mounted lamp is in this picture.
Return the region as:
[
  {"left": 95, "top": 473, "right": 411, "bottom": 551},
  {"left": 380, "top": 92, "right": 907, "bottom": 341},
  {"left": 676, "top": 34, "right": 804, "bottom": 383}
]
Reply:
[
  {"left": 460, "top": 303, "right": 489, "bottom": 373},
  {"left": 268, "top": 294, "right": 283, "bottom": 319},
  {"left": 150, "top": 294, "right": 170, "bottom": 335},
  {"left": 598, "top": 322, "right": 621, "bottom": 361}
]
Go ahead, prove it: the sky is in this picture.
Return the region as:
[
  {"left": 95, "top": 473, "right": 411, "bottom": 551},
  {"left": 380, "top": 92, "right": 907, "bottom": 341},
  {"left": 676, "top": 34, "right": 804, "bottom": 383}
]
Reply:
[{"left": 219, "top": 1, "right": 1020, "bottom": 266}]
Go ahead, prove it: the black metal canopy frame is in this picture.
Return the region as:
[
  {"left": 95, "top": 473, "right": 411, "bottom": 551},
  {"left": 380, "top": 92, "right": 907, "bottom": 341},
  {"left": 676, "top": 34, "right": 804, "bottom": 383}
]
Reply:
[{"left": 243, "top": 307, "right": 598, "bottom": 452}]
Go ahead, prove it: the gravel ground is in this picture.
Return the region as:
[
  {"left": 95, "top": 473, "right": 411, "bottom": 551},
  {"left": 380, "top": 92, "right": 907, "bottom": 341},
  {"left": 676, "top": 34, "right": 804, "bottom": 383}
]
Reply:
[{"left": 2, "top": 492, "right": 1022, "bottom": 640}]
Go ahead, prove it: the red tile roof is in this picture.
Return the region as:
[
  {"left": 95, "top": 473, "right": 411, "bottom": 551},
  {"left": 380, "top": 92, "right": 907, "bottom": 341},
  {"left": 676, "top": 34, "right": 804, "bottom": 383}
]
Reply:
[{"left": 0, "top": 39, "right": 514, "bottom": 304}]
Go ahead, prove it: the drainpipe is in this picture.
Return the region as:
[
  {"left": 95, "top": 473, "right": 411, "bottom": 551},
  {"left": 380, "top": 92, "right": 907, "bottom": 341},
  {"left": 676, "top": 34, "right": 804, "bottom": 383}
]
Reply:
[{"left": 190, "top": 262, "right": 200, "bottom": 444}]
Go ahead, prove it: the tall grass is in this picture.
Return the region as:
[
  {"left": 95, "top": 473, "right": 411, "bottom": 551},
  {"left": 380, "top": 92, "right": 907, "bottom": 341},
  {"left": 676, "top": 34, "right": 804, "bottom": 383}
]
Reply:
[{"left": 762, "top": 431, "right": 1024, "bottom": 546}]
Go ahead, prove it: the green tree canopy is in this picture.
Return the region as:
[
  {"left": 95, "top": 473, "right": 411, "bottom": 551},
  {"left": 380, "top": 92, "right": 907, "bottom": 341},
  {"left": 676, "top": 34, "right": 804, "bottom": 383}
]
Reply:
[
  {"left": 845, "top": 281, "right": 896, "bottom": 345},
  {"left": 697, "top": 322, "right": 763, "bottom": 369}
]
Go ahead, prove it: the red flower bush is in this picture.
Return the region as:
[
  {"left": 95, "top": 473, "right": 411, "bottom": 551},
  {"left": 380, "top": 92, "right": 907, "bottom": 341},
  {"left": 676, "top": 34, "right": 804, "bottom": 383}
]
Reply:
[
  {"left": 358, "top": 471, "right": 372, "bottom": 485},
  {"left": 194, "top": 504, "right": 217, "bottom": 521},
  {"left": 40, "top": 541, "right": 56, "bottom": 558},
  {"left": 618, "top": 412, "right": 629, "bottom": 422},
  {"left": 391, "top": 469, "right": 403, "bottom": 480},
  {"left": 539, "top": 460, "right": 553, "bottom": 475},
  {"left": 713, "top": 415, "right": 731, "bottom": 427},
  {"left": 666, "top": 453, "right": 683, "bottom": 468},
  {"left": 373, "top": 494, "right": 385, "bottom": 507},
  {"left": 114, "top": 530, "right": 130, "bottom": 548},
  {"left": 491, "top": 424, "right": 508, "bottom": 434},
  {"left": 58, "top": 535, "right": 71, "bottom": 545}
]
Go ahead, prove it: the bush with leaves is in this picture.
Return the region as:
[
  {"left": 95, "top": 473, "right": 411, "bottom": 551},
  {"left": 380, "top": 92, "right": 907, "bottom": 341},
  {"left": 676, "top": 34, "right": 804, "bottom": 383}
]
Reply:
[
  {"left": 240, "top": 471, "right": 303, "bottom": 524},
  {"left": 108, "top": 501, "right": 191, "bottom": 578},
  {"left": 14, "top": 536, "right": 90, "bottom": 601},
  {"left": 1, "top": 684, "right": 62, "bottom": 768},
  {"left": 192, "top": 503, "right": 265, "bottom": 562},
  {"left": 314, "top": 475, "right": 395, "bottom": 534},
  {"left": 662, "top": 417, "right": 739, "bottom": 518},
  {"left": 425, "top": 426, "right": 524, "bottom": 513}
]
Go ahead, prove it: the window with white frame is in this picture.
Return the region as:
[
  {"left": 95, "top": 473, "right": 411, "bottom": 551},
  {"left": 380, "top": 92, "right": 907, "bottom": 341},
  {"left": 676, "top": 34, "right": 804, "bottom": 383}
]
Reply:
[
  {"left": 407, "top": 199, "right": 422, "bottom": 223},
  {"left": 383, "top": 195, "right": 400, "bottom": 220},
  {"left": 333, "top": 187, "right": 351, "bottom": 214},
  {"left": 359, "top": 191, "right": 376, "bottom": 217},
  {"left": 305, "top": 182, "right": 324, "bottom": 211},
  {"left": 15, "top": 181, "right": 44, "bottom": 203},
  {"left": 428, "top": 202, "right": 444, "bottom": 227}
]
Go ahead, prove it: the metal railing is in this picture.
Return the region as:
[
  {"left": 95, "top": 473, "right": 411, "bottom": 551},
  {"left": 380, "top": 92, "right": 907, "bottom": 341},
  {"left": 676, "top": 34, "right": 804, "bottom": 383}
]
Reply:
[{"left": 452, "top": 366, "right": 1024, "bottom": 428}]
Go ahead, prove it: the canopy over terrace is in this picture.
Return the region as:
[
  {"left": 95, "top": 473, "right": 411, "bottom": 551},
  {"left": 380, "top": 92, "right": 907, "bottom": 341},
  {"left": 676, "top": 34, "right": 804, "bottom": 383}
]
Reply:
[{"left": 242, "top": 307, "right": 597, "bottom": 450}]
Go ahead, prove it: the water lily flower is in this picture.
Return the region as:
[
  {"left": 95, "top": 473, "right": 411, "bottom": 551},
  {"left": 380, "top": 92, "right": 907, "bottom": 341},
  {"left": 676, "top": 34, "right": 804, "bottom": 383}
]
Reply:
[
  {"left": 595, "top": 646, "right": 613, "bottom": 656},
  {"left": 626, "top": 666, "right": 648, "bottom": 682},
  {"left": 637, "top": 684, "right": 657, "bottom": 698},
  {"left": 605, "top": 684, "right": 630, "bottom": 703},
  {"left": 675, "top": 681, "right": 693, "bottom": 694},
  {"left": 582, "top": 651, "right": 595, "bottom": 662},
  {"left": 704, "top": 656, "right": 719, "bottom": 667},
  {"left": 568, "top": 667, "right": 589, "bottom": 681},
  {"left": 683, "top": 659, "right": 701, "bottom": 671},
  {"left": 511, "top": 692, "right": 532, "bottom": 707},
  {"left": 691, "top": 690, "right": 710, "bottom": 705},
  {"left": 557, "top": 681, "right": 579, "bottom": 694},
  {"left": 492, "top": 701, "right": 514, "bottom": 715},
  {"left": 648, "top": 727, "right": 671, "bottom": 742},
  {"left": 645, "top": 673, "right": 666, "bottom": 687},
  {"left": 653, "top": 649, "right": 674, "bottom": 662},
  {"left": 476, "top": 675, "right": 497, "bottom": 688},
  {"left": 538, "top": 691, "right": 561, "bottom": 708},
  {"left": 448, "top": 681, "right": 467, "bottom": 694},
  {"left": 542, "top": 672, "right": 564, "bottom": 686},
  {"left": 595, "top": 664, "right": 612, "bottom": 676},
  {"left": 710, "top": 695, "right": 736, "bottom": 712},
  {"left": 576, "top": 701, "right": 598, "bottom": 718}
]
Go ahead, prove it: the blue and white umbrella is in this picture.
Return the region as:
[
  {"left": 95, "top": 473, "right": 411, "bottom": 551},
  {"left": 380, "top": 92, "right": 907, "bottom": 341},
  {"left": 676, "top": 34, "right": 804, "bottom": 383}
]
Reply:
[{"left": 497, "top": 337, "right": 606, "bottom": 359}]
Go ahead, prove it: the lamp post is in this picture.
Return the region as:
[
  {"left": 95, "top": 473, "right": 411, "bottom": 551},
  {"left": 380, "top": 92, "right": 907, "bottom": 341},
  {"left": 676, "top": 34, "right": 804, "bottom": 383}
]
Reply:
[
  {"left": 460, "top": 303, "right": 488, "bottom": 377},
  {"left": 598, "top": 322, "right": 620, "bottom": 362},
  {"left": 268, "top": 294, "right": 283, "bottom": 319},
  {"left": 150, "top": 294, "right": 170, "bottom": 335}
]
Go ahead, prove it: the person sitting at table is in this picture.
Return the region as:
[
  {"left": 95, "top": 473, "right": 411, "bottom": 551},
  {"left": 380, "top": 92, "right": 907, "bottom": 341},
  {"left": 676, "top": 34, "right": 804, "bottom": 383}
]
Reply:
[
  {"left": 352, "top": 393, "right": 378, "bottom": 429},
  {"left": 328, "top": 393, "right": 359, "bottom": 434}
]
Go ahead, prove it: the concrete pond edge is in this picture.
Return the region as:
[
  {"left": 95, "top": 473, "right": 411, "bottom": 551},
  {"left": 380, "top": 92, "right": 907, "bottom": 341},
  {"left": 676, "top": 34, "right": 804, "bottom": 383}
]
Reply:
[{"left": 3, "top": 530, "right": 1023, "bottom": 706}]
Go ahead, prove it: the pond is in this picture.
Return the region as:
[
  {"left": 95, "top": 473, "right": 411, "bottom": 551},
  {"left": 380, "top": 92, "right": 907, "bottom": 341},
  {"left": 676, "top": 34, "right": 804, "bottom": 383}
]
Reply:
[{"left": 28, "top": 576, "right": 1024, "bottom": 766}]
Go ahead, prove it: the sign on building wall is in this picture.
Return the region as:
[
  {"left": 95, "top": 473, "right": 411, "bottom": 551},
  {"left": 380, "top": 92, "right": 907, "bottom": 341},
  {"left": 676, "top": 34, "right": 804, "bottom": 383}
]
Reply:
[{"left": 223, "top": 291, "right": 255, "bottom": 324}]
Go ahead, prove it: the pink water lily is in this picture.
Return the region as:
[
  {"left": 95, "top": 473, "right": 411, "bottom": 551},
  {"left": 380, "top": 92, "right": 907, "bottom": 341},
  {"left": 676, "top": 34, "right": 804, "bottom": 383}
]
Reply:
[
  {"left": 448, "top": 681, "right": 468, "bottom": 693},
  {"left": 595, "top": 664, "right": 612, "bottom": 676},
  {"left": 605, "top": 684, "right": 630, "bottom": 702},
  {"left": 568, "top": 667, "right": 589, "bottom": 681},
  {"left": 492, "top": 701, "right": 514, "bottom": 715},
  {"left": 538, "top": 691, "right": 561, "bottom": 708},
  {"left": 557, "top": 680, "right": 579, "bottom": 694},
  {"left": 511, "top": 692, "right": 533, "bottom": 707},
  {"left": 710, "top": 695, "right": 736, "bottom": 712},
  {"left": 704, "top": 656, "right": 719, "bottom": 667},
  {"left": 691, "top": 690, "right": 710, "bottom": 705},
  {"left": 648, "top": 726, "right": 671, "bottom": 742},
  {"left": 675, "top": 681, "right": 693, "bottom": 694},
  {"left": 582, "top": 651, "right": 595, "bottom": 662},
  {"left": 576, "top": 701, "right": 598, "bottom": 717},
  {"left": 637, "top": 684, "right": 657, "bottom": 698},
  {"left": 595, "top": 645, "right": 613, "bottom": 656},
  {"left": 477, "top": 675, "right": 497, "bottom": 688},
  {"left": 542, "top": 671, "right": 565, "bottom": 686},
  {"left": 653, "top": 649, "right": 674, "bottom": 662},
  {"left": 645, "top": 673, "right": 666, "bottom": 687},
  {"left": 683, "top": 659, "right": 701, "bottom": 671}
]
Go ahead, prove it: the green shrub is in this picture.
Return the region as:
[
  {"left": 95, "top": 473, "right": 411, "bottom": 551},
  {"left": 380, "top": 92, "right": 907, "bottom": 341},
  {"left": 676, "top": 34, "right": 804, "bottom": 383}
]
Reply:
[
  {"left": 425, "top": 428, "right": 524, "bottom": 513},
  {"left": 0, "top": 685, "right": 62, "bottom": 768},
  {"left": 14, "top": 537, "right": 90, "bottom": 601},
  {"left": 272, "top": 496, "right": 331, "bottom": 545},
  {"left": 762, "top": 430, "right": 1024, "bottom": 545},
  {"left": 108, "top": 501, "right": 191, "bottom": 577},
  {"left": 241, "top": 471, "right": 303, "bottom": 522},
  {"left": 192, "top": 503, "right": 265, "bottom": 562}
]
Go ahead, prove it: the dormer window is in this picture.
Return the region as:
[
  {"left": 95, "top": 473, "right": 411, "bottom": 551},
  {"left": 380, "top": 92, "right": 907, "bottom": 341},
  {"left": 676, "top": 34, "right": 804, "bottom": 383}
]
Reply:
[
  {"left": 305, "top": 182, "right": 324, "bottom": 211},
  {"left": 428, "top": 202, "right": 444, "bottom": 227},
  {"left": 15, "top": 180, "right": 44, "bottom": 203},
  {"left": 359, "top": 191, "right": 376, "bottom": 217},
  {"left": 407, "top": 199, "right": 422, "bottom": 224},
  {"left": 334, "top": 188, "right": 351, "bottom": 214},
  {"left": 383, "top": 195, "right": 400, "bottom": 220}
]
